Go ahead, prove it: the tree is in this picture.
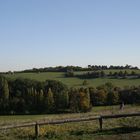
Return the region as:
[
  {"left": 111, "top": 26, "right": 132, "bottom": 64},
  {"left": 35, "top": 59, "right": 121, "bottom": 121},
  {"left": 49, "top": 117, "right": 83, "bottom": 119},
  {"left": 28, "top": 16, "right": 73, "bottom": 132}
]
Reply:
[
  {"left": 0, "top": 75, "right": 9, "bottom": 100},
  {"left": 69, "top": 88, "right": 79, "bottom": 112},
  {"left": 109, "top": 71, "right": 113, "bottom": 77},
  {"left": 0, "top": 76, "right": 9, "bottom": 114},
  {"left": 107, "top": 90, "right": 119, "bottom": 105},
  {"left": 93, "top": 89, "right": 107, "bottom": 105},
  {"left": 46, "top": 88, "right": 54, "bottom": 113},
  {"left": 100, "top": 71, "right": 105, "bottom": 77},
  {"left": 45, "top": 80, "right": 68, "bottom": 95},
  {"left": 56, "top": 91, "right": 69, "bottom": 110},
  {"left": 131, "top": 71, "right": 136, "bottom": 76},
  {"left": 69, "top": 88, "right": 91, "bottom": 113},
  {"left": 83, "top": 80, "right": 88, "bottom": 86},
  {"left": 65, "top": 69, "right": 74, "bottom": 77},
  {"left": 44, "top": 80, "right": 68, "bottom": 111},
  {"left": 118, "top": 71, "right": 123, "bottom": 77},
  {"left": 89, "top": 87, "right": 96, "bottom": 106},
  {"left": 78, "top": 88, "right": 91, "bottom": 112}
]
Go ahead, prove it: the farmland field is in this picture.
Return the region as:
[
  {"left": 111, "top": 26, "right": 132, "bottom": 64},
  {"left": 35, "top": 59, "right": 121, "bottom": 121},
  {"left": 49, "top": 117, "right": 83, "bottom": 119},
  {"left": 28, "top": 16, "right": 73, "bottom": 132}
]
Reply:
[
  {"left": 2, "top": 70, "right": 140, "bottom": 139},
  {"left": 4, "top": 69, "right": 140, "bottom": 87},
  {"left": 0, "top": 105, "right": 140, "bottom": 140}
]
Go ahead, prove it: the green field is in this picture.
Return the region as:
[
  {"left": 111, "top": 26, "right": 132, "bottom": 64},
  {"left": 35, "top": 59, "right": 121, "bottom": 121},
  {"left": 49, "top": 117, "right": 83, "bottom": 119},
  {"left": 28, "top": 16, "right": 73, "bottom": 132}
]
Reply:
[
  {"left": 4, "top": 69, "right": 140, "bottom": 87},
  {"left": 0, "top": 105, "right": 140, "bottom": 140}
]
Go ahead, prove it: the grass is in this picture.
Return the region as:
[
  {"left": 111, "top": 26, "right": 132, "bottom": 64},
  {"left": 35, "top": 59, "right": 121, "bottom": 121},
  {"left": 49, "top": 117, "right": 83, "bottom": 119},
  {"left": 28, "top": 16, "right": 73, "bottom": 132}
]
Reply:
[
  {"left": 0, "top": 105, "right": 140, "bottom": 140},
  {"left": 2, "top": 70, "right": 140, "bottom": 139},
  {"left": 0, "top": 70, "right": 140, "bottom": 140},
  {"left": 4, "top": 69, "right": 140, "bottom": 87}
]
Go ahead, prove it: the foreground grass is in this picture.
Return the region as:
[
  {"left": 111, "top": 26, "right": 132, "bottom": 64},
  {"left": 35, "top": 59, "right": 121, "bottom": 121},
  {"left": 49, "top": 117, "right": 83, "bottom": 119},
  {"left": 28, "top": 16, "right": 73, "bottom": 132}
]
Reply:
[{"left": 0, "top": 105, "right": 140, "bottom": 140}]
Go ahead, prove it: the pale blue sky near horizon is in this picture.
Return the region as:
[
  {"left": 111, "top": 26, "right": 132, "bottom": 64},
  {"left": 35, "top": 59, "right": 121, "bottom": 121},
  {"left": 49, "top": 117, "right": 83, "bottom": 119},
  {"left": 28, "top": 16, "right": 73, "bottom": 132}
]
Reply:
[{"left": 0, "top": 0, "right": 140, "bottom": 72}]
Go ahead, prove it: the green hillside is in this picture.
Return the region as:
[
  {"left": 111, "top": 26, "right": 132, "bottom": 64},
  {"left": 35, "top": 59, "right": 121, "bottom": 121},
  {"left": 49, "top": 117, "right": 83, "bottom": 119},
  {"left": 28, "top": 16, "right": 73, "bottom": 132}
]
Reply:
[{"left": 4, "top": 69, "right": 140, "bottom": 87}]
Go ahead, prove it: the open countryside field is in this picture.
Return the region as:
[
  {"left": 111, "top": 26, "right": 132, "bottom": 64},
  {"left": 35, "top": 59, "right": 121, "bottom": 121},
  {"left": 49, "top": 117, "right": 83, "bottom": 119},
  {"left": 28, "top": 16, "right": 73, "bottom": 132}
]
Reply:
[
  {"left": 0, "top": 105, "right": 140, "bottom": 140},
  {"left": 4, "top": 69, "right": 140, "bottom": 87}
]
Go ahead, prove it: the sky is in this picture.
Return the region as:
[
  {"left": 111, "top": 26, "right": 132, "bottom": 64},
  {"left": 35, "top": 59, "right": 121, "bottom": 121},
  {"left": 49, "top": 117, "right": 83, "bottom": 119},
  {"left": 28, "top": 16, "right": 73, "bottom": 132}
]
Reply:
[{"left": 0, "top": 0, "right": 140, "bottom": 72}]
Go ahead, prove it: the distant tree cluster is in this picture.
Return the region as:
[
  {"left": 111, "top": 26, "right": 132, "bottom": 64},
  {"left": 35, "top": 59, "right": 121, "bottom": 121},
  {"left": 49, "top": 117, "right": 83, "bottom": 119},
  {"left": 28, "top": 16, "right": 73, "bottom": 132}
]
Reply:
[
  {"left": 76, "top": 71, "right": 106, "bottom": 79},
  {"left": 0, "top": 75, "right": 140, "bottom": 114},
  {"left": 66, "top": 70, "right": 140, "bottom": 79},
  {"left": 88, "top": 64, "right": 139, "bottom": 70},
  {"left": 0, "top": 75, "right": 91, "bottom": 114},
  {"left": 108, "top": 71, "right": 140, "bottom": 78},
  {"left": 2, "top": 64, "right": 138, "bottom": 74},
  {"left": 21, "top": 66, "right": 88, "bottom": 73},
  {"left": 65, "top": 69, "right": 74, "bottom": 77}
]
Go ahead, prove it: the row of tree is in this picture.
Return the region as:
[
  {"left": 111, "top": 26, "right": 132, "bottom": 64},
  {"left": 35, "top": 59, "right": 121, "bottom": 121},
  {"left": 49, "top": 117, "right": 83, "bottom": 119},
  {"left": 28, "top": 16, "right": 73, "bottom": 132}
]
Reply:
[
  {"left": 88, "top": 64, "right": 139, "bottom": 70},
  {"left": 3, "top": 65, "right": 139, "bottom": 74},
  {"left": 0, "top": 75, "right": 140, "bottom": 114},
  {"left": 66, "top": 70, "right": 140, "bottom": 79}
]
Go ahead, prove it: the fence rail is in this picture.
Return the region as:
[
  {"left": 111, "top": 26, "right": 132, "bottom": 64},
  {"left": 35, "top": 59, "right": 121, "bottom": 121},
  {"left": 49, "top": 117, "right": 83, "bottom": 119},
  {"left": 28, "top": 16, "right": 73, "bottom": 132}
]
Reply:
[{"left": 0, "top": 112, "right": 140, "bottom": 138}]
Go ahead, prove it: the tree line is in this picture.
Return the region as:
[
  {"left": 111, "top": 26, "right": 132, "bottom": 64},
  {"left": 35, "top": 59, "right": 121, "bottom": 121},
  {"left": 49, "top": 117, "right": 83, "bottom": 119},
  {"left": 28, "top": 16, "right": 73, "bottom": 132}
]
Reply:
[
  {"left": 0, "top": 75, "right": 140, "bottom": 115},
  {"left": 88, "top": 64, "right": 139, "bottom": 70},
  {"left": 66, "top": 70, "right": 140, "bottom": 79},
  {"left": 23, "top": 64, "right": 139, "bottom": 73},
  {"left": 3, "top": 64, "right": 139, "bottom": 74}
]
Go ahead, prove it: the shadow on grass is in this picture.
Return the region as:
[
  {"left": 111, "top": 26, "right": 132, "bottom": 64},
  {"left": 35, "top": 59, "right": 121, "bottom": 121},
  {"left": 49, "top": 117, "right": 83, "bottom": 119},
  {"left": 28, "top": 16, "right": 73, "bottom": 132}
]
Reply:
[{"left": 70, "top": 127, "right": 140, "bottom": 136}]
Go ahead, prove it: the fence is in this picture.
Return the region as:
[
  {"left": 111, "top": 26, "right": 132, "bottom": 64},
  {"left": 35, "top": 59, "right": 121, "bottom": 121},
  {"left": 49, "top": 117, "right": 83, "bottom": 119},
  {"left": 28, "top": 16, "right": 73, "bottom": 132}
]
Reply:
[{"left": 0, "top": 112, "right": 140, "bottom": 138}]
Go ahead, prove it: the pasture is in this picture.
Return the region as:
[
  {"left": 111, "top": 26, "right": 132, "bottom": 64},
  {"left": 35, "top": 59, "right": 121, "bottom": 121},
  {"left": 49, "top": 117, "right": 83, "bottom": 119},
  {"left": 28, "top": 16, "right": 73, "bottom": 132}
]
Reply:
[
  {"left": 0, "top": 105, "right": 140, "bottom": 140},
  {"left": 4, "top": 69, "right": 140, "bottom": 87},
  {"left": 2, "top": 70, "right": 140, "bottom": 139}
]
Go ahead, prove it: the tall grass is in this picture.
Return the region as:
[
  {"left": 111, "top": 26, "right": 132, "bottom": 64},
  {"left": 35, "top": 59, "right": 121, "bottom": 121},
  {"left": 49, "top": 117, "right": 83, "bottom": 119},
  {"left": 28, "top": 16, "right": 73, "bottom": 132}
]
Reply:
[{"left": 0, "top": 105, "right": 139, "bottom": 140}]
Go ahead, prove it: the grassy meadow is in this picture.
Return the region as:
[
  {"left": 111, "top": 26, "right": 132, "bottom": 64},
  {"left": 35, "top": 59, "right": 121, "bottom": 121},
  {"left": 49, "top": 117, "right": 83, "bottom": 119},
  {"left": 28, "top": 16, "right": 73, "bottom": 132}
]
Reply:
[
  {"left": 0, "top": 105, "right": 140, "bottom": 140},
  {"left": 4, "top": 69, "right": 140, "bottom": 87},
  {"left": 1, "top": 69, "right": 140, "bottom": 139}
]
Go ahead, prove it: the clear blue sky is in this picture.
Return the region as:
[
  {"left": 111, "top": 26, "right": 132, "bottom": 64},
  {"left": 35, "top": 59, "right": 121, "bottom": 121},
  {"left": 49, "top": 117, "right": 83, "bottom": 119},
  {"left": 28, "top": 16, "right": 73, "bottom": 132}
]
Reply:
[{"left": 0, "top": 0, "right": 140, "bottom": 72}]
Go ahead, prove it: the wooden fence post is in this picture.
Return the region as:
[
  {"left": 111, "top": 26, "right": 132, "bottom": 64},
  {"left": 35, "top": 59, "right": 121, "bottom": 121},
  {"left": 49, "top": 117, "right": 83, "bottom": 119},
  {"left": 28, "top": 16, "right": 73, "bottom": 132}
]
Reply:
[
  {"left": 99, "top": 117, "right": 103, "bottom": 131},
  {"left": 35, "top": 123, "right": 39, "bottom": 138}
]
